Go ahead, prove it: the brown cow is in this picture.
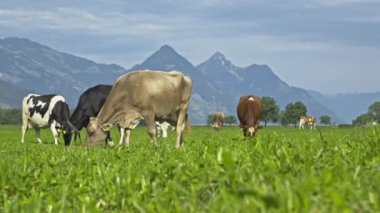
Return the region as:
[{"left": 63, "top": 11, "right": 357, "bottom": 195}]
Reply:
[
  {"left": 299, "top": 116, "right": 317, "bottom": 129},
  {"left": 85, "top": 70, "right": 192, "bottom": 148},
  {"left": 237, "top": 95, "right": 263, "bottom": 137},
  {"left": 211, "top": 112, "right": 225, "bottom": 131}
]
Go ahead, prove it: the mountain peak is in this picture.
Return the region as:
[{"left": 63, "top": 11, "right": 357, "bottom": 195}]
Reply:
[
  {"left": 210, "top": 51, "right": 228, "bottom": 64},
  {"left": 158, "top": 44, "right": 176, "bottom": 53},
  {"left": 128, "top": 44, "right": 201, "bottom": 78},
  {"left": 211, "top": 51, "right": 225, "bottom": 59}
]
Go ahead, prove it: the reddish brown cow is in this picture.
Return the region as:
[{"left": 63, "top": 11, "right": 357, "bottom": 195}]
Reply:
[{"left": 237, "top": 95, "right": 263, "bottom": 137}]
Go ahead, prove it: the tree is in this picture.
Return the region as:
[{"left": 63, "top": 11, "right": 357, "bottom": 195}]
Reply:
[
  {"left": 280, "top": 101, "right": 307, "bottom": 127},
  {"left": 225, "top": 115, "right": 237, "bottom": 125},
  {"left": 320, "top": 115, "right": 331, "bottom": 126},
  {"left": 352, "top": 113, "right": 373, "bottom": 126},
  {"left": 261, "top": 96, "right": 280, "bottom": 126},
  {"left": 368, "top": 102, "right": 380, "bottom": 123},
  {"left": 206, "top": 114, "right": 214, "bottom": 125},
  {"left": 0, "top": 108, "right": 22, "bottom": 124}
]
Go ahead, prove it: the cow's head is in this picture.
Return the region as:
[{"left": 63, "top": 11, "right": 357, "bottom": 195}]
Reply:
[
  {"left": 85, "top": 117, "right": 110, "bottom": 147},
  {"left": 211, "top": 122, "right": 221, "bottom": 131},
  {"left": 242, "top": 125, "right": 259, "bottom": 137},
  {"left": 59, "top": 121, "right": 78, "bottom": 146}
]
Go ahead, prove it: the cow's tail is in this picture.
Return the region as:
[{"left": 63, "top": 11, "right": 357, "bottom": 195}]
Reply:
[{"left": 185, "top": 114, "right": 191, "bottom": 134}]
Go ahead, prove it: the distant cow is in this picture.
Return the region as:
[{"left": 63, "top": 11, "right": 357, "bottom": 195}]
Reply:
[
  {"left": 85, "top": 70, "right": 192, "bottom": 148},
  {"left": 69, "top": 84, "right": 124, "bottom": 146},
  {"left": 211, "top": 112, "right": 225, "bottom": 131},
  {"left": 155, "top": 121, "right": 174, "bottom": 138},
  {"left": 21, "top": 94, "right": 76, "bottom": 145},
  {"left": 299, "top": 116, "right": 317, "bottom": 129},
  {"left": 237, "top": 95, "right": 263, "bottom": 137}
]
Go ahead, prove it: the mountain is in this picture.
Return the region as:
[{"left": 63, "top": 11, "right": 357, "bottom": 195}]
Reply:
[
  {"left": 0, "top": 37, "right": 372, "bottom": 124},
  {"left": 196, "top": 52, "right": 343, "bottom": 123},
  {"left": 129, "top": 45, "right": 227, "bottom": 124},
  {"left": 308, "top": 90, "right": 380, "bottom": 123},
  {"left": 0, "top": 37, "right": 125, "bottom": 105},
  {"left": 0, "top": 79, "right": 33, "bottom": 108}
]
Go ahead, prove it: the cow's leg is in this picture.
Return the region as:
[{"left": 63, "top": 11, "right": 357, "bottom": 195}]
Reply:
[
  {"left": 145, "top": 116, "right": 157, "bottom": 146},
  {"left": 119, "top": 128, "right": 125, "bottom": 145},
  {"left": 106, "top": 131, "right": 115, "bottom": 146},
  {"left": 242, "top": 128, "right": 248, "bottom": 137},
  {"left": 35, "top": 128, "right": 42, "bottom": 144},
  {"left": 162, "top": 127, "right": 168, "bottom": 138},
  {"left": 175, "top": 109, "right": 188, "bottom": 148},
  {"left": 50, "top": 125, "right": 59, "bottom": 145},
  {"left": 21, "top": 117, "right": 29, "bottom": 143},
  {"left": 123, "top": 128, "right": 131, "bottom": 147}
]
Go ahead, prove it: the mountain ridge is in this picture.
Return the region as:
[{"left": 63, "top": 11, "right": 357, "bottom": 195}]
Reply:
[{"left": 1, "top": 37, "right": 378, "bottom": 123}]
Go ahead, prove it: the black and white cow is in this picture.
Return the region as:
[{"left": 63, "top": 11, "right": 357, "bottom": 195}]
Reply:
[
  {"left": 69, "top": 84, "right": 124, "bottom": 146},
  {"left": 21, "top": 94, "right": 76, "bottom": 145},
  {"left": 155, "top": 121, "right": 174, "bottom": 138}
]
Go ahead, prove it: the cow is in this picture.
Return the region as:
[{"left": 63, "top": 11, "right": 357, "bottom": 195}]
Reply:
[
  {"left": 85, "top": 70, "right": 192, "bottom": 148},
  {"left": 299, "top": 116, "right": 317, "bottom": 129},
  {"left": 210, "top": 112, "right": 225, "bottom": 131},
  {"left": 69, "top": 84, "right": 124, "bottom": 146},
  {"left": 21, "top": 94, "right": 76, "bottom": 145},
  {"left": 155, "top": 121, "right": 174, "bottom": 138},
  {"left": 236, "top": 95, "right": 263, "bottom": 137}
]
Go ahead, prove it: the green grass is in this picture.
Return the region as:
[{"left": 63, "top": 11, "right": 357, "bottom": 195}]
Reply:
[{"left": 1, "top": 125, "right": 380, "bottom": 212}]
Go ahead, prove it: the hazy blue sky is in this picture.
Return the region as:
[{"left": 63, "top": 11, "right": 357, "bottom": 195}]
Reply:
[{"left": 1, "top": 0, "right": 379, "bottom": 94}]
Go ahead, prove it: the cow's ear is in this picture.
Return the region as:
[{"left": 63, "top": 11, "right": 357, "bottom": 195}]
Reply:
[{"left": 101, "top": 123, "right": 112, "bottom": 132}]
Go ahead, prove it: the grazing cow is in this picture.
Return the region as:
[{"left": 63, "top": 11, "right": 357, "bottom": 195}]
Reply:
[
  {"left": 211, "top": 112, "right": 225, "bottom": 131},
  {"left": 237, "top": 95, "right": 263, "bottom": 137},
  {"left": 299, "top": 116, "right": 317, "bottom": 129},
  {"left": 21, "top": 94, "right": 76, "bottom": 145},
  {"left": 69, "top": 84, "right": 124, "bottom": 146},
  {"left": 155, "top": 121, "right": 174, "bottom": 138},
  {"left": 85, "top": 70, "right": 192, "bottom": 148}
]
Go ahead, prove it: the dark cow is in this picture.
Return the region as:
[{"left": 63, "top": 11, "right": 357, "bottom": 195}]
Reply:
[
  {"left": 237, "top": 95, "right": 263, "bottom": 137},
  {"left": 211, "top": 112, "right": 225, "bottom": 131},
  {"left": 85, "top": 70, "right": 192, "bottom": 148},
  {"left": 69, "top": 84, "right": 124, "bottom": 146},
  {"left": 21, "top": 94, "right": 76, "bottom": 145}
]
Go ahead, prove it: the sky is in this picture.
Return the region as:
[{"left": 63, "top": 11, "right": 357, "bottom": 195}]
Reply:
[{"left": 0, "top": 0, "right": 379, "bottom": 94}]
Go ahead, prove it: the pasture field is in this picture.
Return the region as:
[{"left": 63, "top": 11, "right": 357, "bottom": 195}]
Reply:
[{"left": 1, "top": 125, "right": 380, "bottom": 212}]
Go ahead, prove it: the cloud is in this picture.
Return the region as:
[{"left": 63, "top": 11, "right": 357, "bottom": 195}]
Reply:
[
  {"left": 0, "top": 8, "right": 175, "bottom": 38},
  {"left": 0, "top": 1, "right": 380, "bottom": 94}
]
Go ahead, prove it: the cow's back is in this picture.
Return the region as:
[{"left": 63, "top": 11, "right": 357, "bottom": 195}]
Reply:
[
  {"left": 70, "top": 85, "right": 112, "bottom": 129},
  {"left": 98, "top": 70, "right": 192, "bottom": 125},
  {"left": 237, "top": 95, "right": 263, "bottom": 126}
]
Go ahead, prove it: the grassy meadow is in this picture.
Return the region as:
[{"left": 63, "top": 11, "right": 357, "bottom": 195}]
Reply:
[{"left": 0, "top": 125, "right": 380, "bottom": 212}]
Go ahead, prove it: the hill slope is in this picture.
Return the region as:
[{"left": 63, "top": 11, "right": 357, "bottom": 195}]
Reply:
[{"left": 0, "top": 37, "right": 125, "bottom": 105}]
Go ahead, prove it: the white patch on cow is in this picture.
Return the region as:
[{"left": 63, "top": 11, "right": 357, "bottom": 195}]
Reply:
[
  {"left": 248, "top": 97, "right": 254, "bottom": 101},
  {"left": 36, "top": 100, "right": 46, "bottom": 109}
]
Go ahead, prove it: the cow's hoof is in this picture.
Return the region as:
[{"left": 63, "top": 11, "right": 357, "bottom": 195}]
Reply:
[{"left": 108, "top": 141, "right": 115, "bottom": 147}]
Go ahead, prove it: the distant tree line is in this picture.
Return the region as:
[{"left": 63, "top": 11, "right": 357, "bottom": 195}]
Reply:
[
  {"left": 352, "top": 102, "right": 380, "bottom": 126},
  {"left": 206, "top": 96, "right": 334, "bottom": 127},
  {"left": 0, "top": 108, "right": 22, "bottom": 124}
]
